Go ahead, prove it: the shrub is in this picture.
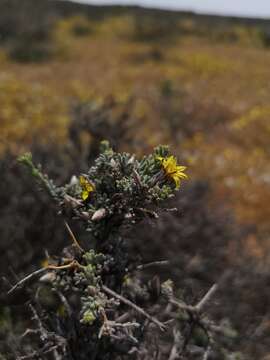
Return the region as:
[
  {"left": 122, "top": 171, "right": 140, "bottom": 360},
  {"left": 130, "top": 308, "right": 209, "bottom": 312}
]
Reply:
[
  {"left": 65, "top": 16, "right": 93, "bottom": 37},
  {"left": 7, "top": 40, "right": 55, "bottom": 63},
  {"left": 131, "top": 12, "right": 180, "bottom": 44},
  {"left": 3, "top": 143, "right": 242, "bottom": 359}
]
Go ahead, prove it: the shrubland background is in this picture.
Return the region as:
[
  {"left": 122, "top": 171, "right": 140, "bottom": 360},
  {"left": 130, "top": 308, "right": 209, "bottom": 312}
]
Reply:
[{"left": 1, "top": 0, "right": 270, "bottom": 358}]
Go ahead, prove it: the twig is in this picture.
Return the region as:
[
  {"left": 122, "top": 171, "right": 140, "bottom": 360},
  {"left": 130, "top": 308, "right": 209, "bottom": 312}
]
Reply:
[
  {"left": 169, "top": 298, "right": 195, "bottom": 313},
  {"left": 54, "top": 289, "right": 73, "bottom": 317},
  {"left": 164, "top": 208, "right": 178, "bottom": 213},
  {"left": 29, "top": 304, "right": 48, "bottom": 342},
  {"left": 64, "top": 194, "right": 83, "bottom": 208},
  {"left": 64, "top": 221, "right": 84, "bottom": 253},
  {"left": 47, "top": 260, "right": 84, "bottom": 271},
  {"left": 168, "top": 342, "right": 178, "bottom": 360},
  {"left": 133, "top": 169, "right": 143, "bottom": 188},
  {"left": 196, "top": 284, "right": 218, "bottom": 313},
  {"left": 109, "top": 321, "right": 140, "bottom": 329},
  {"left": 115, "top": 312, "right": 130, "bottom": 323},
  {"left": 168, "top": 328, "right": 181, "bottom": 360},
  {"left": 202, "top": 346, "right": 211, "bottom": 360},
  {"left": 10, "top": 260, "right": 83, "bottom": 294},
  {"left": 22, "top": 304, "right": 67, "bottom": 357},
  {"left": 136, "top": 260, "right": 169, "bottom": 271},
  {"left": 7, "top": 268, "right": 47, "bottom": 295},
  {"left": 170, "top": 283, "right": 218, "bottom": 315},
  {"left": 18, "top": 345, "right": 60, "bottom": 360},
  {"left": 20, "top": 328, "right": 38, "bottom": 339},
  {"left": 102, "top": 285, "right": 166, "bottom": 331},
  {"left": 169, "top": 285, "right": 218, "bottom": 356},
  {"left": 47, "top": 263, "right": 75, "bottom": 270}
]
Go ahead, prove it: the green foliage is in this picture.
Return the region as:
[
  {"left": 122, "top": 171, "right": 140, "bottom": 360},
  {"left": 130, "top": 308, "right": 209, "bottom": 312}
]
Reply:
[
  {"left": 7, "top": 40, "right": 55, "bottom": 63},
  {"left": 18, "top": 152, "right": 59, "bottom": 199},
  {"left": 66, "top": 16, "right": 93, "bottom": 37},
  {"left": 30, "top": 143, "right": 181, "bottom": 242}
]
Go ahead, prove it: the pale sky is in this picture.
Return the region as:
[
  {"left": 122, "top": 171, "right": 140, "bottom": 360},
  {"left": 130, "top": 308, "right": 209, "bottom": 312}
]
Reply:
[{"left": 72, "top": 0, "right": 270, "bottom": 18}]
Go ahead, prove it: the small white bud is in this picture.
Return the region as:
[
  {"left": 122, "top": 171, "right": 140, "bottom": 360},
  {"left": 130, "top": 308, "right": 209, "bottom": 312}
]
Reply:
[
  {"left": 110, "top": 159, "right": 117, "bottom": 167},
  {"left": 70, "top": 175, "right": 78, "bottom": 186},
  {"left": 39, "top": 272, "right": 56, "bottom": 284},
  {"left": 64, "top": 194, "right": 82, "bottom": 209},
  {"left": 127, "top": 155, "right": 135, "bottom": 165},
  {"left": 91, "top": 208, "right": 107, "bottom": 221}
]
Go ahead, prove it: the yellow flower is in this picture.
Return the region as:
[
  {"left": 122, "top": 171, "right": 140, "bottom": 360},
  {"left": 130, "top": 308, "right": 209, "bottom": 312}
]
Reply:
[
  {"left": 79, "top": 175, "right": 95, "bottom": 201},
  {"left": 157, "top": 155, "right": 188, "bottom": 189}
]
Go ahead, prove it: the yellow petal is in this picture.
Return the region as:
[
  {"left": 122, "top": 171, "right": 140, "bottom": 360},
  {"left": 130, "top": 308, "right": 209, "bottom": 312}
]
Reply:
[
  {"left": 79, "top": 175, "right": 87, "bottom": 186},
  {"left": 81, "top": 190, "right": 89, "bottom": 201},
  {"left": 178, "top": 172, "right": 188, "bottom": 179},
  {"left": 172, "top": 175, "right": 181, "bottom": 189},
  {"left": 177, "top": 166, "right": 187, "bottom": 171},
  {"left": 80, "top": 175, "right": 95, "bottom": 200}
]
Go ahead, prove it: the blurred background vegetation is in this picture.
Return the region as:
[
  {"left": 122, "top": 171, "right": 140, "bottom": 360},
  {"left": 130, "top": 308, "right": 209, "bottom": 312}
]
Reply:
[{"left": 1, "top": 0, "right": 270, "bottom": 358}]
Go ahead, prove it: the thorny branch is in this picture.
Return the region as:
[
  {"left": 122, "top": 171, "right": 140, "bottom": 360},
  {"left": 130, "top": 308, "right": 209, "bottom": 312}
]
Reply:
[
  {"left": 168, "top": 284, "right": 218, "bottom": 358},
  {"left": 7, "top": 268, "right": 47, "bottom": 296},
  {"left": 102, "top": 285, "right": 166, "bottom": 331},
  {"left": 136, "top": 260, "right": 169, "bottom": 271},
  {"left": 12, "top": 145, "right": 237, "bottom": 359},
  {"left": 196, "top": 284, "right": 218, "bottom": 313},
  {"left": 64, "top": 220, "right": 84, "bottom": 253},
  {"left": 19, "top": 304, "right": 67, "bottom": 360}
]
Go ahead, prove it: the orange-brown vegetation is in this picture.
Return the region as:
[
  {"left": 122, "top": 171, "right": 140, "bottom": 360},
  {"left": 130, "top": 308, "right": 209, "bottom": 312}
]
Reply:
[{"left": 1, "top": 8, "right": 270, "bottom": 252}]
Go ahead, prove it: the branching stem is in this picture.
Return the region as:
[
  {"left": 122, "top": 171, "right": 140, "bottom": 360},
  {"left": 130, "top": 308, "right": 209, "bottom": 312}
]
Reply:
[{"left": 102, "top": 285, "right": 166, "bottom": 331}]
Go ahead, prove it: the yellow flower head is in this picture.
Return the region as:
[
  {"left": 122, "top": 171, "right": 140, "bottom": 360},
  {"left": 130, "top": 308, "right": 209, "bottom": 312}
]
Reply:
[
  {"left": 157, "top": 155, "right": 188, "bottom": 189},
  {"left": 79, "top": 175, "right": 95, "bottom": 201}
]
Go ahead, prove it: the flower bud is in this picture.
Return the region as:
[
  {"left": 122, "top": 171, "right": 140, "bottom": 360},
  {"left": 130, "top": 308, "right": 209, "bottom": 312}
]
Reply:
[{"left": 91, "top": 208, "right": 107, "bottom": 221}]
